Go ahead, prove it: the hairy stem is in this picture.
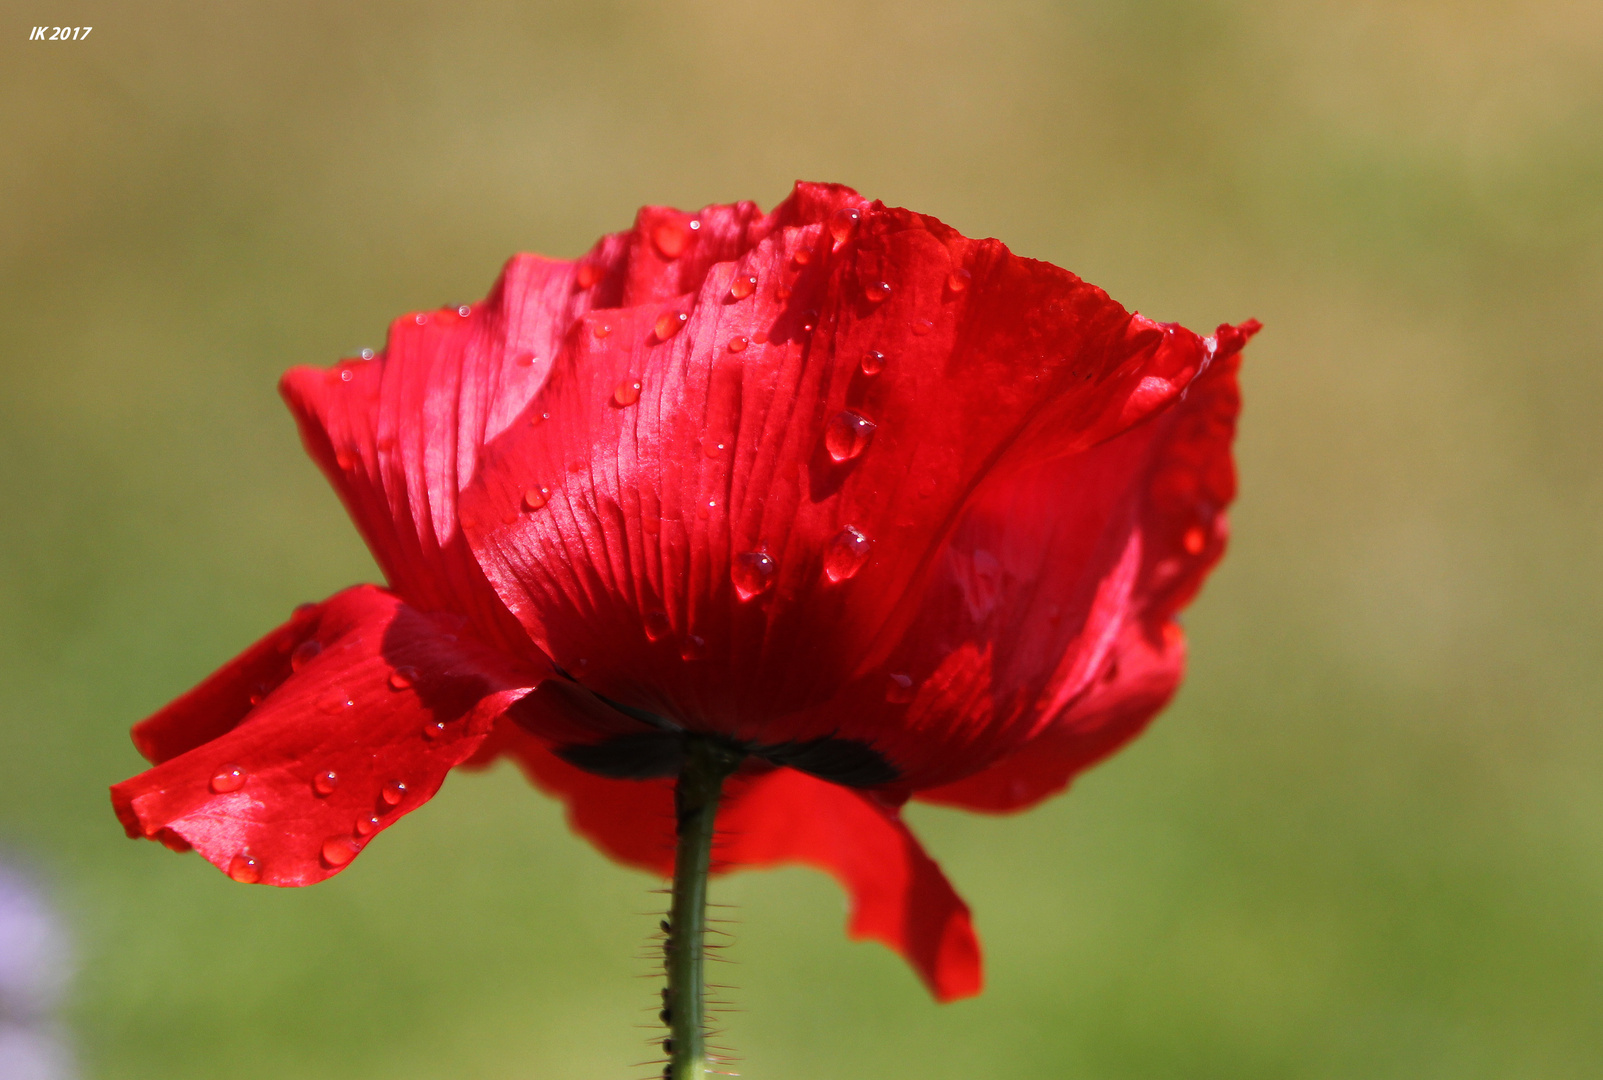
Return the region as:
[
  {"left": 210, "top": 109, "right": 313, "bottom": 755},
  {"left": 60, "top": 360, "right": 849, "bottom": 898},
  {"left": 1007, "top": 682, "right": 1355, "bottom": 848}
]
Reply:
[{"left": 665, "top": 737, "right": 743, "bottom": 1080}]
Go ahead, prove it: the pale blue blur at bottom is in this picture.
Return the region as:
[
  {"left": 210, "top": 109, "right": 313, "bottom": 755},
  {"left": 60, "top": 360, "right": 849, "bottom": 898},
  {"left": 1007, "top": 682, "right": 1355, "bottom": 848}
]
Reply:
[{"left": 1, "top": 1, "right": 1600, "bottom": 1077}]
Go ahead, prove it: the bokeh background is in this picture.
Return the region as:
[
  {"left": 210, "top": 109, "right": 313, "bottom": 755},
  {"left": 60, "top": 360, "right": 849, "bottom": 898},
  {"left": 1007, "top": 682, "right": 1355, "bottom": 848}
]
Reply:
[{"left": 2, "top": 1, "right": 1600, "bottom": 1077}]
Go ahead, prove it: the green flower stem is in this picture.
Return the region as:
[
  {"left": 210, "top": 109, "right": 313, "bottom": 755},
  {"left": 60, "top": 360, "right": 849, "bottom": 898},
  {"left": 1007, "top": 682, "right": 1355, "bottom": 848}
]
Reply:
[{"left": 666, "top": 737, "right": 743, "bottom": 1080}]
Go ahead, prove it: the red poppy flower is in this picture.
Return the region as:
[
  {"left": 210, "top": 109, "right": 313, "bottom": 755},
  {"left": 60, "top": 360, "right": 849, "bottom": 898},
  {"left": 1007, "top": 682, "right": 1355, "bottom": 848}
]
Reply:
[{"left": 111, "top": 182, "right": 1255, "bottom": 1003}]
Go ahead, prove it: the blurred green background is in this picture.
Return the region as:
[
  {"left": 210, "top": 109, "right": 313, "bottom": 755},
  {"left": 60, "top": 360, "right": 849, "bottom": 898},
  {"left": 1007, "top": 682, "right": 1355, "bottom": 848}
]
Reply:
[{"left": 2, "top": 1, "right": 1600, "bottom": 1076}]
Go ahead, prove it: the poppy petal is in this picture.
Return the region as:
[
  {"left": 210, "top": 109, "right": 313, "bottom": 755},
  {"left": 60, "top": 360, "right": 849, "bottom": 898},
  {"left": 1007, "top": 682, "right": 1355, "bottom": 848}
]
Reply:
[
  {"left": 476, "top": 722, "right": 980, "bottom": 1000},
  {"left": 459, "top": 183, "right": 1226, "bottom": 782},
  {"left": 111, "top": 585, "right": 538, "bottom": 885}
]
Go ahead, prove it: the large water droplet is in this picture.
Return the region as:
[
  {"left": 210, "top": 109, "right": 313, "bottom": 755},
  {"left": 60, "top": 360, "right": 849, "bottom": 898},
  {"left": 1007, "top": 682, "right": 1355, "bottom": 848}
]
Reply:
[
  {"left": 861, "top": 350, "right": 885, "bottom": 376},
  {"left": 321, "top": 836, "right": 358, "bottom": 867},
  {"left": 653, "top": 219, "right": 692, "bottom": 259},
  {"left": 523, "top": 486, "right": 551, "bottom": 511},
  {"left": 644, "top": 611, "right": 672, "bottom": 642},
  {"left": 354, "top": 814, "right": 380, "bottom": 837},
  {"left": 824, "top": 526, "right": 873, "bottom": 583},
  {"left": 388, "top": 666, "right": 417, "bottom": 691},
  {"left": 728, "top": 273, "right": 757, "bottom": 300},
  {"left": 210, "top": 766, "right": 246, "bottom": 794},
  {"left": 227, "top": 854, "right": 261, "bottom": 883},
  {"left": 727, "top": 335, "right": 748, "bottom": 353},
  {"left": 290, "top": 639, "right": 322, "bottom": 672},
  {"left": 613, "top": 379, "right": 643, "bottom": 407},
  {"left": 829, "top": 207, "right": 860, "bottom": 247},
  {"left": 864, "top": 280, "right": 891, "bottom": 304},
  {"left": 885, "top": 673, "right": 916, "bottom": 704},
  {"left": 947, "top": 268, "right": 972, "bottom": 293},
  {"left": 314, "top": 770, "right": 338, "bottom": 796},
  {"left": 654, "top": 310, "right": 687, "bottom": 341},
  {"left": 825, "top": 410, "right": 877, "bottom": 463},
  {"left": 731, "top": 551, "right": 777, "bottom": 601},
  {"left": 576, "top": 263, "right": 600, "bottom": 289},
  {"left": 381, "top": 780, "right": 408, "bottom": 807}
]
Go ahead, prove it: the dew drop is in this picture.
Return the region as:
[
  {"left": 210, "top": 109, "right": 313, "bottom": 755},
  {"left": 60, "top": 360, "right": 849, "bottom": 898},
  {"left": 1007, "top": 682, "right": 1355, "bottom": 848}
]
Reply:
[
  {"left": 359, "top": 348, "right": 375, "bottom": 360},
  {"left": 422, "top": 720, "right": 447, "bottom": 740},
  {"left": 679, "top": 634, "right": 709, "bottom": 661},
  {"left": 457, "top": 305, "right": 472, "bottom": 318},
  {"left": 413, "top": 313, "right": 428, "bottom": 326},
  {"left": 291, "top": 639, "right": 322, "bottom": 670},
  {"left": 728, "top": 273, "right": 758, "bottom": 300},
  {"left": 513, "top": 351, "right": 537, "bottom": 366},
  {"left": 702, "top": 436, "right": 725, "bottom": 458},
  {"left": 824, "top": 526, "right": 873, "bottom": 583},
  {"left": 354, "top": 814, "right": 380, "bottom": 837},
  {"left": 339, "top": 368, "right": 354, "bottom": 383},
  {"left": 824, "top": 410, "right": 877, "bottom": 463},
  {"left": 576, "top": 263, "right": 600, "bottom": 289},
  {"left": 911, "top": 318, "right": 934, "bottom": 336},
  {"left": 321, "top": 836, "right": 358, "bottom": 867},
  {"left": 210, "top": 766, "right": 246, "bottom": 794},
  {"left": 864, "top": 280, "right": 891, "bottom": 304},
  {"left": 727, "top": 335, "right": 748, "bottom": 353},
  {"left": 381, "top": 780, "right": 408, "bottom": 807},
  {"left": 613, "top": 379, "right": 643, "bottom": 407},
  {"left": 698, "top": 498, "right": 716, "bottom": 520},
  {"left": 1182, "top": 525, "right": 1207, "bottom": 554},
  {"left": 228, "top": 854, "right": 261, "bottom": 883},
  {"left": 388, "top": 667, "right": 417, "bottom": 691},
  {"left": 318, "top": 689, "right": 353, "bottom": 713},
  {"left": 653, "top": 219, "right": 692, "bottom": 259},
  {"left": 644, "top": 611, "right": 672, "bottom": 642},
  {"left": 731, "top": 551, "right": 777, "bottom": 601},
  {"left": 793, "top": 248, "right": 813, "bottom": 267},
  {"left": 947, "top": 267, "right": 972, "bottom": 293},
  {"left": 654, "top": 310, "right": 688, "bottom": 341},
  {"left": 593, "top": 322, "right": 612, "bottom": 340},
  {"left": 314, "top": 770, "right": 338, "bottom": 796},
  {"left": 334, "top": 450, "right": 354, "bottom": 470},
  {"left": 861, "top": 350, "right": 885, "bottom": 375},
  {"left": 885, "top": 673, "right": 916, "bottom": 704},
  {"left": 752, "top": 331, "right": 768, "bottom": 344},
  {"left": 829, "top": 206, "right": 861, "bottom": 247},
  {"left": 801, "top": 309, "right": 818, "bottom": 333},
  {"left": 523, "top": 486, "right": 551, "bottom": 511}
]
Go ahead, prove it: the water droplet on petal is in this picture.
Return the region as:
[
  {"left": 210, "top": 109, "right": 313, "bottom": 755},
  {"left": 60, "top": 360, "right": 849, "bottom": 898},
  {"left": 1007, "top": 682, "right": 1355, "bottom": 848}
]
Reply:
[
  {"left": 886, "top": 673, "right": 916, "bottom": 704},
  {"left": 381, "top": 780, "right": 408, "bottom": 807},
  {"left": 947, "top": 268, "right": 972, "bottom": 293},
  {"left": 729, "top": 274, "right": 757, "bottom": 300},
  {"left": 314, "top": 770, "right": 339, "bottom": 796},
  {"left": 422, "top": 720, "right": 447, "bottom": 740},
  {"left": 824, "top": 526, "right": 873, "bottom": 583},
  {"left": 1182, "top": 525, "right": 1207, "bottom": 554},
  {"left": 679, "top": 634, "right": 709, "bottom": 661},
  {"left": 318, "top": 690, "right": 353, "bottom": 713},
  {"left": 290, "top": 639, "right": 322, "bottom": 671},
  {"left": 727, "top": 336, "right": 748, "bottom": 353},
  {"left": 752, "top": 331, "right": 768, "bottom": 344},
  {"left": 321, "top": 835, "right": 358, "bottom": 867},
  {"left": 801, "top": 310, "right": 818, "bottom": 333},
  {"left": 414, "top": 313, "right": 428, "bottom": 326},
  {"left": 228, "top": 854, "right": 261, "bottom": 883},
  {"left": 829, "top": 206, "right": 861, "bottom": 247},
  {"left": 593, "top": 322, "right": 612, "bottom": 340},
  {"left": 644, "top": 611, "right": 672, "bottom": 642},
  {"left": 825, "top": 410, "right": 877, "bottom": 463},
  {"left": 210, "top": 766, "right": 246, "bottom": 794},
  {"left": 653, "top": 219, "right": 692, "bottom": 259},
  {"left": 613, "top": 379, "right": 643, "bottom": 407},
  {"left": 576, "top": 263, "right": 600, "bottom": 289},
  {"left": 911, "top": 318, "right": 934, "bottom": 336},
  {"left": 864, "top": 280, "right": 891, "bottom": 304},
  {"left": 523, "top": 486, "right": 551, "bottom": 511},
  {"left": 339, "top": 368, "right": 354, "bottom": 383},
  {"left": 388, "top": 666, "right": 417, "bottom": 691},
  {"left": 355, "top": 814, "right": 380, "bottom": 837},
  {"left": 654, "top": 311, "right": 688, "bottom": 341},
  {"left": 359, "top": 348, "right": 375, "bottom": 360},
  {"left": 793, "top": 247, "right": 813, "bottom": 267},
  {"left": 731, "top": 551, "right": 777, "bottom": 601},
  {"left": 702, "top": 436, "right": 725, "bottom": 458},
  {"left": 861, "top": 350, "right": 885, "bottom": 375},
  {"left": 457, "top": 305, "right": 472, "bottom": 318},
  {"left": 513, "top": 351, "right": 537, "bottom": 366}
]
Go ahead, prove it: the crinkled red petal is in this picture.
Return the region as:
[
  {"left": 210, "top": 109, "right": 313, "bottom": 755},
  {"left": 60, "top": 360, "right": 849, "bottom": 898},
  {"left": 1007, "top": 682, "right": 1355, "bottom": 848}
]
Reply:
[{"left": 111, "top": 585, "right": 539, "bottom": 885}]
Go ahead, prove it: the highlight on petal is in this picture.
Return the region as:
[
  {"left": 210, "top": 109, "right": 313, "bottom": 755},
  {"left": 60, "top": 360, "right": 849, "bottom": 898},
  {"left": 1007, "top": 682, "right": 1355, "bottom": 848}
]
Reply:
[{"left": 111, "top": 585, "right": 540, "bottom": 885}]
